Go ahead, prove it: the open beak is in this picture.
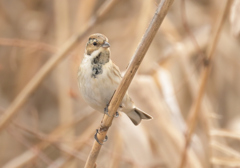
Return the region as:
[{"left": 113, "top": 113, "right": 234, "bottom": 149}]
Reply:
[{"left": 102, "top": 41, "right": 110, "bottom": 48}]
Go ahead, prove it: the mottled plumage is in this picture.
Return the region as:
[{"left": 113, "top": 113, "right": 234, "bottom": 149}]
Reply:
[{"left": 78, "top": 33, "right": 152, "bottom": 125}]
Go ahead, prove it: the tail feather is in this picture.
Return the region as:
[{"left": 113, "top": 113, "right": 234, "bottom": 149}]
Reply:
[{"left": 127, "top": 108, "right": 152, "bottom": 126}]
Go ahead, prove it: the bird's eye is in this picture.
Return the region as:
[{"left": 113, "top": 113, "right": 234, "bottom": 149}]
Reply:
[{"left": 93, "top": 42, "right": 97, "bottom": 46}]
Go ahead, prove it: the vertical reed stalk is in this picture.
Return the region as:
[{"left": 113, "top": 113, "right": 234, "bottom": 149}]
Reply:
[
  {"left": 53, "top": 0, "right": 76, "bottom": 167},
  {"left": 84, "top": 0, "right": 174, "bottom": 167},
  {"left": 179, "top": 1, "right": 232, "bottom": 167}
]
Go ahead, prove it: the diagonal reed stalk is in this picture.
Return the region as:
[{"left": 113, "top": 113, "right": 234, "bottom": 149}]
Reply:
[
  {"left": 179, "top": 0, "right": 232, "bottom": 168},
  {"left": 84, "top": 0, "right": 174, "bottom": 167},
  {"left": 0, "top": 0, "right": 118, "bottom": 133},
  {"left": 2, "top": 111, "right": 95, "bottom": 168}
]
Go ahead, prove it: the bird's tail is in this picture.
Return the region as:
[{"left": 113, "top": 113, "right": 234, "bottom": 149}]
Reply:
[{"left": 126, "top": 108, "right": 152, "bottom": 126}]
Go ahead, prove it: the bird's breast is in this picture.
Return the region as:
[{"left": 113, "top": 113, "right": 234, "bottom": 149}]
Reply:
[{"left": 78, "top": 61, "right": 117, "bottom": 112}]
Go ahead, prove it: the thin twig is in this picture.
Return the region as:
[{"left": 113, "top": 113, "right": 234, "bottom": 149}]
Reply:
[
  {"left": 2, "top": 111, "right": 94, "bottom": 168},
  {"left": 211, "top": 157, "right": 240, "bottom": 166},
  {"left": 0, "top": 38, "right": 56, "bottom": 53},
  {"left": 84, "top": 0, "right": 174, "bottom": 167},
  {"left": 0, "top": 0, "right": 118, "bottom": 133},
  {"left": 211, "top": 129, "right": 240, "bottom": 140},
  {"left": 180, "top": 0, "right": 205, "bottom": 62},
  {"left": 46, "top": 117, "right": 101, "bottom": 168},
  {"left": 178, "top": 1, "right": 232, "bottom": 168},
  {"left": 14, "top": 122, "right": 87, "bottom": 162},
  {"left": 7, "top": 127, "right": 52, "bottom": 166},
  {"left": 211, "top": 141, "right": 240, "bottom": 158}
]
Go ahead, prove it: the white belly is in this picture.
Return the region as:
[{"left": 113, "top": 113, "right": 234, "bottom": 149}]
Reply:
[{"left": 78, "top": 61, "right": 119, "bottom": 113}]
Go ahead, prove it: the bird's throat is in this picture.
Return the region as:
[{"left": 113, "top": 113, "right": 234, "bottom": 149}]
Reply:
[{"left": 91, "top": 51, "right": 109, "bottom": 78}]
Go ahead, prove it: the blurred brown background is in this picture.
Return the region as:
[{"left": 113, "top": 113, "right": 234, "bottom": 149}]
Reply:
[{"left": 0, "top": 0, "right": 240, "bottom": 167}]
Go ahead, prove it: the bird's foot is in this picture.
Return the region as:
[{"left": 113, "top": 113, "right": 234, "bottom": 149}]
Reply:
[
  {"left": 104, "top": 104, "right": 111, "bottom": 117},
  {"left": 94, "top": 129, "right": 108, "bottom": 145},
  {"left": 104, "top": 104, "right": 121, "bottom": 117},
  {"left": 114, "top": 111, "right": 119, "bottom": 118}
]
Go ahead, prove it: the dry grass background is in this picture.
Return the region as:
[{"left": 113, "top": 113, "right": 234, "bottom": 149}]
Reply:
[{"left": 0, "top": 0, "right": 240, "bottom": 168}]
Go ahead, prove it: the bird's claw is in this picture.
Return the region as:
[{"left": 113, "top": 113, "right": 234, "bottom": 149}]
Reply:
[
  {"left": 104, "top": 103, "right": 121, "bottom": 118},
  {"left": 104, "top": 104, "right": 111, "bottom": 117},
  {"left": 94, "top": 129, "right": 108, "bottom": 145},
  {"left": 114, "top": 111, "right": 119, "bottom": 118}
]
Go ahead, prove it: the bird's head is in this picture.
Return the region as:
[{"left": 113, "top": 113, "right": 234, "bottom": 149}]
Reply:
[
  {"left": 85, "top": 33, "right": 110, "bottom": 56},
  {"left": 85, "top": 33, "right": 110, "bottom": 64}
]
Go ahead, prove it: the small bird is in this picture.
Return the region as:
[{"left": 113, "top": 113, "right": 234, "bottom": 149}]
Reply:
[{"left": 78, "top": 33, "right": 152, "bottom": 125}]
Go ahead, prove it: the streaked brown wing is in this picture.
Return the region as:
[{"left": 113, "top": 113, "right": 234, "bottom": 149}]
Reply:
[{"left": 112, "top": 62, "right": 122, "bottom": 79}]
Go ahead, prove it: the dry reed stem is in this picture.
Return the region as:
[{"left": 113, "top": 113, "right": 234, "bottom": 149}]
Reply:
[
  {"left": 7, "top": 126, "right": 52, "bottom": 166},
  {"left": 0, "top": 0, "right": 117, "bottom": 133},
  {"left": 176, "top": 26, "right": 227, "bottom": 167},
  {"left": 75, "top": 0, "right": 97, "bottom": 32},
  {"left": 2, "top": 112, "right": 94, "bottom": 168},
  {"left": 180, "top": 0, "right": 205, "bottom": 60},
  {"left": 47, "top": 117, "right": 100, "bottom": 168},
  {"left": 6, "top": 132, "right": 51, "bottom": 167},
  {"left": 129, "top": 0, "right": 153, "bottom": 56},
  {"left": 12, "top": 122, "right": 87, "bottom": 165},
  {"left": 0, "top": 35, "right": 80, "bottom": 132},
  {"left": 155, "top": 28, "right": 210, "bottom": 165},
  {"left": 0, "top": 38, "right": 56, "bottom": 53},
  {"left": 179, "top": 1, "right": 232, "bottom": 168},
  {"left": 12, "top": 121, "right": 88, "bottom": 162},
  {"left": 211, "top": 157, "right": 240, "bottom": 166},
  {"left": 211, "top": 129, "right": 240, "bottom": 140},
  {"left": 53, "top": 1, "right": 76, "bottom": 167},
  {"left": 84, "top": 0, "right": 174, "bottom": 167},
  {"left": 211, "top": 141, "right": 240, "bottom": 158},
  {"left": 230, "top": 0, "right": 240, "bottom": 36},
  {"left": 176, "top": 30, "right": 212, "bottom": 166}
]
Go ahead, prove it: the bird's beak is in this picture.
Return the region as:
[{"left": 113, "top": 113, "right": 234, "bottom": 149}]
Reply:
[{"left": 102, "top": 41, "right": 110, "bottom": 48}]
